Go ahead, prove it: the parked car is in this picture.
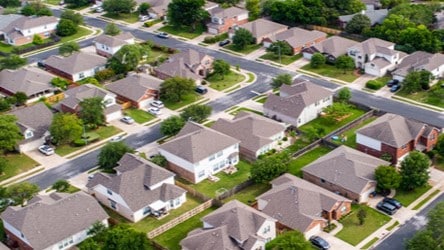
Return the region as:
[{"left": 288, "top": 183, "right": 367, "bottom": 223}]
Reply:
[
  {"left": 120, "top": 116, "right": 135, "bottom": 124},
  {"left": 195, "top": 85, "right": 208, "bottom": 94},
  {"left": 310, "top": 236, "right": 330, "bottom": 250},
  {"left": 383, "top": 197, "right": 402, "bottom": 209},
  {"left": 148, "top": 107, "right": 161, "bottom": 116},
  {"left": 95, "top": 7, "right": 104, "bottom": 13},
  {"left": 157, "top": 32, "right": 169, "bottom": 39},
  {"left": 139, "top": 15, "right": 151, "bottom": 22},
  {"left": 390, "top": 84, "right": 401, "bottom": 93},
  {"left": 219, "top": 39, "right": 230, "bottom": 47},
  {"left": 150, "top": 100, "right": 164, "bottom": 109},
  {"left": 376, "top": 201, "right": 398, "bottom": 215},
  {"left": 110, "top": 135, "right": 124, "bottom": 142},
  {"left": 37, "top": 61, "right": 45, "bottom": 68},
  {"left": 38, "top": 145, "right": 54, "bottom": 156},
  {"left": 386, "top": 79, "right": 399, "bottom": 87}
]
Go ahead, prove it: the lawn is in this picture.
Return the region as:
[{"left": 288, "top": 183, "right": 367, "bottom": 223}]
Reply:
[
  {"left": 288, "top": 146, "right": 332, "bottom": 177},
  {"left": 206, "top": 71, "right": 245, "bottom": 91},
  {"left": 124, "top": 108, "right": 156, "bottom": 124},
  {"left": 330, "top": 117, "right": 376, "bottom": 148},
  {"left": 103, "top": 12, "right": 139, "bottom": 24},
  {"left": 158, "top": 24, "right": 205, "bottom": 39},
  {"left": 188, "top": 160, "right": 252, "bottom": 198},
  {"left": 225, "top": 183, "right": 270, "bottom": 204},
  {"left": 394, "top": 185, "right": 432, "bottom": 207},
  {"left": 396, "top": 84, "right": 444, "bottom": 109},
  {"left": 153, "top": 207, "right": 216, "bottom": 250},
  {"left": 229, "top": 107, "right": 263, "bottom": 116},
  {"left": 0, "top": 42, "right": 13, "bottom": 53},
  {"left": 284, "top": 139, "right": 311, "bottom": 154},
  {"left": 336, "top": 204, "right": 391, "bottom": 246},
  {"left": 225, "top": 44, "right": 262, "bottom": 55},
  {"left": 247, "top": 72, "right": 255, "bottom": 83},
  {"left": 59, "top": 26, "right": 93, "bottom": 43},
  {"left": 161, "top": 93, "right": 203, "bottom": 110},
  {"left": 434, "top": 156, "right": 444, "bottom": 171},
  {"left": 259, "top": 52, "right": 302, "bottom": 65},
  {"left": 47, "top": 183, "right": 80, "bottom": 194},
  {"left": 301, "top": 64, "right": 359, "bottom": 83},
  {"left": 0, "top": 153, "right": 40, "bottom": 182},
  {"left": 145, "top": 49, "right": 170, "bottom": 65}
]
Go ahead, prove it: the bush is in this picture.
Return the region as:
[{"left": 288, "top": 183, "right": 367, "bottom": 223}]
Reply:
[
  {"left": 51, "top": 77, "right": 70, "bottom": 90},
  {"left": 143, "top": 22, "right": 153, "bottom": 27},
  {"left": 282, "top": 137, "right": 288, "bottom": 141},
  {"left": 94, "top": 69, "right": 115, "bottom": 82},
  {"left": 365, "top": 80, "right": 384, "bottom": 90},
  {"left": 203, "top": 33, "right": 228, "bottom": 44},
  {"left": 32, "top": 35, "right": 44, "bottom": 45},
  {"left": 73, "top": 139, "right": 87, "bottom": 146}
]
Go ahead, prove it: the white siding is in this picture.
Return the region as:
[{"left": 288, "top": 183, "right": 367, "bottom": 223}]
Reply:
[
  {"left": 3, "top": 221, "right": 32, "bottom": 246},
  {"left": 304, "top": 223, "right": 321, "bottom": 239},
  {"left": 256, "top": 220, "right": 276, "bottom": 241},
  {"left": 356, "top": 133, "right": 381, "bottom": 151},
  {"left": 298, "top": 96, "right": 332, "bottom": 126},
  {"left": 72, "top": 65, "right": 106, "bottom": 82},
  {"left": 237, "top": 13, "right": 248, "bottom": 21}
]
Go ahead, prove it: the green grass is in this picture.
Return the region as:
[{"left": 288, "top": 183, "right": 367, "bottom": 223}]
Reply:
[
  {"left": 229, "top": 107, "right": 263, "bottom": 116},
  {"left": 284, "top": 139, "right": 311, "bottom": 154},
  {"left": 225, "top": 44, "right": 262, "bottom": 55},
  {"left": 59, "top": 26, "right": 93, "bottom": 43},
  {"left": 435, "top": 156, "right": 444, "bottom": 171},
  {"left": 206, "top": 70, "right": 245, "bottom": 91},
  {"left": 188, "top": 160, "right": 252, "bottom": 198},
  {"left": 255, "top": 96, "right": 267, "bottom": 103},
  {"left": 0, "top": 153, "right": 40, "bottom": 182},
  {"left": 336, "top": 204, "right": 391, "bottom": 246},
  {"left": 102, "top": 12, "right": 139, "bottom": 23},
  {"left": 396, "top": 84, "right": 444, "bottom": 109},
  {"left": 124, "top": 108, "right": 156, "bottom": 124},
  {"left": 394, "top": 185, "right": 432, "bottom": 207},
  {"left": 386, "top": 221, "right": 399, "bottom": 231},
  {"left": 361, "top": 237, "right": 379, "bottom": 249},
  {"left": 301, "top": 64, "right": 359, "bottom": 83},
  {"left": 158, "top": 24, "right": 205, "bottom": 39},
  {"left": 162, "top": 93, "right": 203, "bottom": 110},
  {"left": 144, "top": 48, "right": 170, "bottom": 65},
  {"left": 288, "top": 146, "right": 332, "bottom": 177},
  {"left": 153, "top": 207, "right": 216, "bottom": 250},
  {"left": 0, "top": 42, "right": 14, "bottom": 53},
  {"left": 331, "top": 117, "right": 376, "bottom": 148},
  {"left": 365, "top": 76, "right": 391, "bottom": 90},
  {"left": 247, "top": 72, "right": 255, "bottom": 83},
  {"left": 45, "top": 0, "right": 60, "bottom": 4},
  {"left": 259, "top": 52, "right": 302, "bottom": 65},
  {"left": 47, "top": 183, "right": 80, "bottom": 194},
  {"left": 224, "top": 183, "right": 270, "bottom": 204},
  {"left": 412, "top": 189, "right": 440, "bottom": 210}
]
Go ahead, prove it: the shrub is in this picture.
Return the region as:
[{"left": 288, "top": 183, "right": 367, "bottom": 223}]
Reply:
[
  {"left": 51, "top": 77, "right": 70, "bottom": 90},
  {"left": 282, "top": 137, "right": 288, "bottom": 141},
  {"left": 203, "top": 33, "right": 228, "bottom": 44},
  {"left": 365, "top": 80, "right": 384, "bottom": 90},
  {"left": 32, "top": 35, "right": 44, "bottom": 45},
  {"left": 94, "top": 69, "right": 115, "bottom": 82},
  {"left": 73, "top": 139, "right": 87, "bottom": 146},
  {"left": 143, "top": 22, "right": 153, "bottom": 27}
]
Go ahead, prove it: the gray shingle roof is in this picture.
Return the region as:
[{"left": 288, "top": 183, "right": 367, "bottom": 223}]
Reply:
[
  {"left": 0, "top": 14, "right": 22, "bottom": 31},
  {"left": 393, "top": 51, "right": 444, "bottom": 77},
  {"left": 339, "top": 9, "right": 388, "bottom": 26},
  {"left": 1, "top": 192, "right": 108, "bottom": 250},
  {"left": 236, "top": 19, "right": 288, "bottom": 39},
  {"left": 60, "top": 84, "right": 113, "bottom": 110},
  {"left": 349, "top": 38, "right": 394, "bottom": 55},
  {"left": 44, "top": 52, "right": 107, "bottom": 75},
  {"left": 9, "top": 103, "right": 53, "bottom": 144},
  {"left": 312, "top": 36, "right": 359, "bottom": 58},
  {"left": 267, "top": 27, "right": 326, "bottom": 49},
  {"left": 3, "top": 16, "right": 58, "bottom": 36},
  {"left": 93, "top": 32, "right": 134, "bottom": 48},
  {"left": 181, "top": 226, "right": 241, "bottom": 250},
  {"left": 302, "top": 146, "right": 389, "bottom": 194},
  {"left": 0, "top": 67, "right": 55, "bottom": 97},
  {"left": 208, "top": 6, "right": 247, "bottom": 19},
  {"left": 106, "top": 73, "right": 161, "bottom": 102}
]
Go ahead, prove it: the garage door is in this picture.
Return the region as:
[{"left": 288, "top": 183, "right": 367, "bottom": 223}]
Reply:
[
  {"left": 208, "top": 28, "right": 218, "bottom": 35},
  {"left": 360, "top": 187, "right": 376, "bottom": 203},
  {"left": 106, "top": 110, "right": 122, "bottom": 122},
  {"left": 303, "top": 52, "right": 313, "bottom": 60},
  {"left": 304, "top": 223, "right": 322, "bottom": 239},
  {"left": 138, "top": 98, "right": 153, "bottom": 109}
]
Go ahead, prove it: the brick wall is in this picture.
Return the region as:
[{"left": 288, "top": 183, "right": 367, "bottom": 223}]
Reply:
[
  {"left": 4, "top": 228, "right": 33, "bottom": 250},
  {"left": 166, "top": 161, "right": 196, "bottom": 183}
]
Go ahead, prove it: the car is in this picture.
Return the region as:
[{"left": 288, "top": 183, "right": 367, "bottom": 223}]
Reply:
[
  {"left": 37, "top": 61, "right": 45, "bottom": 68},
  {"left": 148, "top": 107, "right": 161, "bottom": 115},
  {"left": 88, "top": 174, "right": 95, "bottom": 180},
  {"left": 38, "top": 145, "right": 54, "bottom": 156},
  {"left": 110, "top": 135, "right": 124, "bottom": 142},
  {"left": 376, "top": 201, "right": 398, "bottom": 215},
  {"left": 386, "top": 79, "right": 399, "bottom": 87},
  {"left": 157, "top": 32, "right": 169, "bottom": 39},
  {"left": 139, "top": 15, "right": 151, "bottom": 22},
  {"left": 383, "top": 197, "right": 402, "bottom": 209},
  {"left": 150, "top": 100, "right": 164, "bottom": 108},
  {"left": 218, "top": 39, "right": 230, "bottom": 47},
  {"left": 195, "top": 85, "right": 208, "bottom": 94},
  {"left": 310, "top": 236, "right": 330, "bottom": 250},
  {"left": 120, "top": 116, "right": 135, "bottom": 124},
  {"left": 390, "top": 84, "right": 401, "bottom": 92},
  {"left": 95, "top": 7, "right": 104, "bottom": 13}
]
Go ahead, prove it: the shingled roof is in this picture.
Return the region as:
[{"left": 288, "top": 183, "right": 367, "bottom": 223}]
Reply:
[
  {"left": 9, "top": 103, "right": 53, "bottom": 144},
  {"left": 311, "top": 36, "right": 359, "bottom": 58},
  {"left": 45, "top": 52, "right": 107, "bottom": 75},
  {"left": 60, "top": 84, "right": 114, "bottom": 110},
  {"left": 393, "top": 51, "right": 444, "bottom": 78},
  {"left": 106, "top": 73, "right": 161, "bottom": 102},
  {"left": 93, "top": 32, "right": 134, "bottom": 48},
  {"left": 181, "top": 226, "right": 241, "bottom": 250},
  {"left": 0, "top": 67, "right": 54, "bottom": 97},
  {"left": 267, "top": 27, "right": 326, "bottom": 48},
  {"left": 235, "top": 19, "right": 288, "bottom": 39}
]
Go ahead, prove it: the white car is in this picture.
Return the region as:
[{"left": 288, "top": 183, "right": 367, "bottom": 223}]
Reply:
[
  {"left": 120, "top": 116, "right": 135, "bottom": 124},
  {"left": 95, "top": 7, "right": 104, "bottom": 13},
  {"left": 148, "top": 107, "right": 161, "bottom": 116},
  {"left": 139, "top": 15, "right": 151, "bottom": 22},
  {"left": 38, "top": 145, "right": 54, "bottom": 156},
  {"left": 110, "top": 135, "right": 124, "bottom": 142},
  {"left": 150, "top": 100, "right": 164, "bottom": 108}
]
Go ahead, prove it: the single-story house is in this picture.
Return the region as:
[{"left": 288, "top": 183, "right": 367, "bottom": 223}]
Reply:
[
  {"left": 93, "top": 32, "right": 135, "bottom": 58},
  {"left": 1, "top": 15, "right": 58, "bottom": 46},
  {"left": 263, "top": 27, "right": 327, "bottom": 54},
  {"left": 392, "top": 51, "right": 444, "bottom": 82},
  {"left": 228, "top": 19, "right": 288, "bottom": 44},
  {"left": 339, "top": 9, "right": 388, "bottom": 28},
  {"left": 207, "top": 6, "right": 249, "bottom": 35},
  {"left": 302, "top": 36, "right": 359, "bottom": 62}
]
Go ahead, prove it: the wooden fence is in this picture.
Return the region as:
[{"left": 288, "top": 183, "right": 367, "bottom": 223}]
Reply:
[
  {"left": 45, "top": 92, "right": 64, "bottom": 104},
  {"left": 216, "top": 179, "right": 255, "bottom": 200},
  {"left": 175, "top": 181, "right": 212, "bottom": 202},
  {"left": 308, "top": 25, "right": 342, "bottom": 35}
]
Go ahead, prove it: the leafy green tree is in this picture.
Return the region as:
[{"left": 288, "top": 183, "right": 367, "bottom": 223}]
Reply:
[
  {"left": 108, "top": 44, "right": 145, "bottom": 74},
  {"left": 65, "top": 0, "right": 90, "bottom": 8},
  {"left": 36, "top": 7, "right": 53, "bottom": 16},
  {"left": 98, "top": 142, "right": 133, "bottom": 170},
  {"left": 167, "top": 0, "right": 208, "bottom": 31},
  {"left": 104, "top": 23, "right": 121, "bottom": 36},
  {"left": 160, "top": 77, "right": 196, "bottom": 102},
  {"left": 87, "top": 221, "right": 107, "bottom": 238},
  {"left": 380, "top": 0, "right": 407, "bottom": 9},
  {"left": 407, "top": 230, "right": 438, "bottom": 250},
  {"left": 435, "top": 134, "right": 444, "bottom": 157},
  {"left": 390, "top": 3, "right": 436, "bottom": 27},
  {"left": 160, "top": 116, "right": 186, "bottom": 137},
  {"left": 59, "top": 41, "right": 80, "bottom": 56},
  {"left": 79, "top": 97, "right": 105, "bottom": 128},
  {"left": 232, "top": 28, "right": 254, "bottom": 50},
  {"left": 400, "top": 151, "right": 430, "bottom": 191},
  {"left": 266, "top": 40, "right": 293, "bottom": 56},
  {"left": 402, "top": 71, "right": 432, "bottom": 94},
  {"left": 14, "top": 92, "right": 27, "bottom": 106},
  {"left": 78, "top": 238, "right": 101, "bottom": 250},
  {"left": 60, "top": 10, "right": 84, "bottom": 25},
  {"left": 138, "top": 2, "right": 150, "bottom": 15},
  {"left": 345, "top": 14, "right": 371, "bottom": 34},
  {"left": 102, "top": 0, "right": 136, "bottom": 15},
  {"left": 103, "top": 225, "right": 152, "bottom": 249},
  {"left": 271, "top": 73, "right": 292, "bottom": 89},
  {"left": 49, "top": 113, "right": 83, "bottom": 145},
  {"left": 266, "top": 230, "right": 312, "bottom": 250},
  {"left": 310, "top": 53, "right": 326, "bottom": 69},
  {"left": 338, "top": 87, "right": 352, "bottom": 103},
  {"left": 0, "top": 55, "right": 27, "bottom": 70},
  {"left": 246, "top": 0, "right": 260, "bottom": 21},
  {"left": 21, "top": 2, "right": 52, "bottom": 16},
  {"left": 322, "top": 102, "right": 351, "bottom": 124},
  {"left": 7, "top": 182, "right": 39, "bottom": 206},
  {"left": 32, "top": 35, "right": 44, "bottom": 45},
  {"left": 251, "top": 153, "right": 290, "bottom": 183},
  {"left": 264, "top": 0, "right": 327, "bottom": 25},
  {"left": 375, "top": 165, "right": 401, "bottom": 192},
  {"left": 304, "top": 126, "right": 325, "bottom": 142},
  {"left": 0, "top": 115, "right": 22, "bottom": 154},
  {"left": 51, "top": 77, "right": 70, "bottom": 90},
  {"left": 180, "top": 104, "right": 212, "bottom": 123},
  {"left": 369, "top": 14, "right": 415, "bottom": 43},
  {"left": 0, "top": 98, "right": 10, "bottom": 112},
  {"left": 212, "top": 59, "right": 231, "bottom": 79},
  {"left": 150, "top": 154, "right": 167, "bottom": 167},
  {"left": 357, "top": 208, "right": 367, "bottom": 225},
  {"left": 407, "top": 202, "right": 444, "bottom": 250},
  {"left": 56, "top": 19, "right": 78, "bottom": 37},
  {"left": 335, "top": 55, "right": 355, "bottom": 73},
  {"left": 0, "top": 0, "right": 20, "bottom": 7},
  {"left": 51, "top": 180, "right": 70, "bottom": 192},
  {"left": 399, "top": 25, "right": 441, "bottom": 53}
]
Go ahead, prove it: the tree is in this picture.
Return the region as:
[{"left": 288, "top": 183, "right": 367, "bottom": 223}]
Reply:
[
  {"left": 266, "top": 40, "right": 293, "bottom": 56},
  {"left": 304, "top": 126, "right": 325, "bottom": 142},
  {"left": 21, "top": 2, "right": 52, "bottom": 16},
  {"left": 14, "top": 92, "right": 27, "bottom": 106},
  {"left": 98, "top": 142, "right": 133, "bottom": 170},
  {"left": 407, "top": 202, "right": 444, "bottom": 250},
  {"left": 400, "top": 151, "right": 430, "bottom": 191},
  {"left": 345, "top": 14, "right": 371, "bottom": 34},
  {"left": 0, "top": 98, "right": 10, "bottom": 112},
  {"left": 21, "top": 4, "right": 37, "bottom": 16},
  {"left": 436, "top": 134, "right": 444, "bottom": 157},
  {"left": 357, "top": 208, "right": 367, "bottom": 225},
  {"left": 337, "top": 87, "right": 352, "bottom": 103},
  {"left": 375, "top": 165, "right": 401, "bottom": 193},
  {"left": 180, "top": 104, "right": 212, "bottom": 123},
  {"left": 335, "top": 55, "right": 355, "bottom": 73},
  {"left": 310, "top": 53, "right": 326, "bottom": 69},
  {"left": 266, "top": 230, "right": 312, "bottom": 250},
  {"left": 0, "top": 55, "right": 27, "bottom": 70},
  {"left": 150, "top": 154, "right": 167, "bottom": 167},
  {"left": 246, "top": 0, "right": 260, "bottom": 21},
  {"left": 60, "top": 10, "right": 84, "bottom": 25},
  {"left": 402, "top": 71, "right": 432, "bottom": 94},
  {"left": 79, "top": 97, "right": 105, "bottom": 128},
  {"left": 0, "top": 115, "right": 22, "bottom": 154},
  {"left": 271, "top": 74, "right": 292, "bottom": 89},
  {"left": 232, "top": 28, "right": 254, "bottom": 50},
  {"left": 108, "top": 44, "right": 145, "bottom": 74},
  {"left": 56, "top": 19, "right": 78, "bottom": 37},
  {"left": 380, "top": 0, "right": 407, "bottom": 9},
  {"left": 407, "top": 230, "right": 438, "bottom": 250},
  {"left": 7, "top": 182, "right": 39, "bottom": 206},
  {"left": 138, "top": 2, "right": 150, "bottom": 15},
  {"left": 160, "top": 77, "right": 196, "bottom": 103},
  {"left": 87, "top": 221, "right": 107, "bottom": 238},
  {"left": 212, "top": 59, "right": 231, "bottom": 79},
  {"left": 160, "top": 116, "right": 186, "bottom": 136},
  {"left": 59, "top": 41, "right": 80, "bottom": 56},
  {"left": 65, "top": 0, "right": 90, "bottom": 8},
  {"left": 251, "top": 153, "right": 290, "bottom": 183},
  {"left": 32, "top": 35, "right": 44, "bottom": 45},
  {"left": 322, "top": 102, "right": 352, "bottom": 124},
  {"left": 79, "top": 238, "right": 101, "bottom": 250},
  {"left": 103, "top": 225, "right": 151, "bottom": 249},
  {"left": 51, "top": 180, "right": 70, "bottom": 192},
  {"left": 49, "top": 113, "right": 83, "bottom": 145},
  {"left": 104, "top": 23, "right": 121, "bottom": 36},
  {"left": 102, "top": 0, "right": 136, "bottom": 15},
  {"left": 0, "top": 0, "right": 20, "bottom": 7},
  {"left": 51, "top": 77, "right": 70, "bottom": 90},
  {"left": 167, "top": 0, "right": 208, "bottom": 31}
]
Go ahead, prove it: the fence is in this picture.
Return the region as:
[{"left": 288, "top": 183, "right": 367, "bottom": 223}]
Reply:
[
  {"left": 308, "top": 25, "right": 342, "bottom": 35},
  {"left": 216, "top": 179, "right": 255, "bottom": 200},
  {"left": 175, "top": 181, "right": 212, "bottom": 202},
  {"left": 45, "top": 92, "right": 64, "bottom": 104}
]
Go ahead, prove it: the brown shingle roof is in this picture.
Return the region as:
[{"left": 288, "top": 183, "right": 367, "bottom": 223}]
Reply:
[
  {"left": 93, "top": 32, "right": 134, "bottom": 48},
  {"left": 236, "top": 19, "right": 288, "bottom": 39},
  {"left": 9, "top": 103, "right": 53, "bottom": 144},
  {"left": 312, "top": 36, "right": 359, "bottom": 58},
  {"left": 60, "top": 84, "right": 113, "bottom": 110},
  {"left": 181, "top": 226, "right": 240, "bottom": 250},
  {"left": 268, "top": 27, "right": 326, "bottom": 49},
  {"left": 0, "top": 67, "right": 54, "bottom": 97},
  {"left": 349, "top": 38, "right": 394, "bottom": 55},
  {"left": 393, "top": 51, "right": 444, "bottom": 77},
  {"left": 106, "top": 73, "right": 161, "bottom": 102},
  {"left": 44, "top": 52, "right": 107, "bottom": 75},
  {"left": 208, "top": 6, "right": 247, "bottom": 19},
  {"left": 4, "top": 15, "right": 58, "bottom": 34}
]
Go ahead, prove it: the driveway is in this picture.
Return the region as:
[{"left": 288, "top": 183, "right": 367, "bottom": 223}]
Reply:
[
  {"left": 24, "top": 149, "right": 68, "bottom": 169},
  {"left": 317, "top": 231, "right": 356, "bottom": 250}
]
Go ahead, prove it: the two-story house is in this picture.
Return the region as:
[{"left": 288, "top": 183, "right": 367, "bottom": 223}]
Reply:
[
  {"left": 1, "top": 192, "right": 109, "bottom": 250},
  {"left": 181, "top": 200, "right": 277, "bottom": 250},
  {"left": 207, "top": 6, "right": 249, "bottom": 35},
  {"left": 86, "top": 153, "right": 186, "bottom": 222},
  {"left": 93, "top": 32, "right": 135, "bottom": 58},
  {"left": 159, "top": 122, "right": 240, "bottom": 183},
  {"left": 392, "top": 51, "right": 444, "bottom": 82},
  {"left": 2, "top": 15, "right": 58, "bottom": 46},
  {"left": 263, "top": 78, "right": 333, "bottom": 127},
  {"left": 228, "top": 18, "right": 288, "bottom": 44}
]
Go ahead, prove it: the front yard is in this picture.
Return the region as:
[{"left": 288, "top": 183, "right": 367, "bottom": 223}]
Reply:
[
  {"left": 1, "top": 153, "right": 40, "bottom": 182},
  {"left": 225, "top": 44, "right": 262, "bottom": 55},
  {"left": 396, "top": 84, "right": 444, "bottom": 109},
  {"left": 259, "top": 52, "right": 302, "bottom": 65},
  {"left": 161, "top": 93, "right": 203, "bottom": 110},
  {"left": 228, "top": 106, "right": 263, "bottom": 116},
  {"left": 103, "top": 12, "right": 139, "bottom": 24},
  {"left": 59, "top": 26, "right": 94, "bottom": 43},
  {"left": 123, "top": 108, "right": 156, "bottom": 124},
  {"left": 301, "top": 64, "right": 359, "bottom": 83},
  {"left": 206, "top": 70, "right": 245, "bottom": 91},
  {"left": 158, "top": 25, "right": 205, "bottom": 39},
  {"left": 288, "top": 145, "right": 332, "bottom": 177},
  {"left": 393, "top": 185, "right": 432, "bottom": 207}
]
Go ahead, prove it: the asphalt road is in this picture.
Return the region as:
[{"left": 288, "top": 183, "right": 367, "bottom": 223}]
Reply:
[{"left": 375, "top": 193, "right": 444, "bottom": 250}]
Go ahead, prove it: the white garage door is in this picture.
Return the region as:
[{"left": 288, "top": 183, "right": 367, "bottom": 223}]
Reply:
[
  {"left": 106, "top": 111, "right": 122, "bottom": 122},
  {"left": 303, "top": 52, "right": 313, "bottom": 60},
  {"left": 304, "top": 223, "right": 322, "bottom": 239},
  {"left": 208, "top": 28, "right": 218, "bottom": 35},
  {"left": 138, "top": 98, "right": 153, "bottom": 109}
]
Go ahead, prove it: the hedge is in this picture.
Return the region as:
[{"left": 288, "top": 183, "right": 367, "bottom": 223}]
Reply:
[{"left": 365, "top": 80, "right": 384, "bottom": 90}]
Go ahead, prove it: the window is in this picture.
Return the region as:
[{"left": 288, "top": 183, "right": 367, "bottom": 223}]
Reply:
[
  {"left": 213, "top": 164, "right": 219, "bottom": 172},
  {"left": 298, "top": 118, "right": 301, "bottom": 124},
  {"left": 216, "top": 151, "right": 223, "bottom": 157},
  {"left": 143, "top": 207, "right": 150, "bottom": 215},
  {"left": 209, "top": 154, "right": 216, "bottom": 161},
  {"left": 263, "top": 225, "right": 271, "bottom": 234},
  {"left": 315, "top": 101, "right": 320, "bottom": 106},
  {"left": 107, "top": 189, "right": 113, "bottom": 195},
  {"left": 321, "top": 178, "right": 325, "bottom": 183},
  {"left": 170, "top": 200, "right": 174, "bottom": 207},
  {"left": 401, "top": 143, "right": 408, "bottom": 149},
  {"left": 358, "top": 56, "right": 362, "bottom": 59},
  {"left": 24, "top": 130, "right": 33, "bottom": 139},
  {"left": 110, "top": 199, "right": 117, "bottom": 209},
  {"left": 175, "top": 198, "right": 181, "bottom": 205},
  {"left": 323, "top": 97, "right": 330, "bottom": 102},
  {"left": 198, "top": 170, "right": 205, "bottom": 178},
  {"left": 341, "top": 206, "right": 347, "bottom": 212},
  {"left": 78, "top": 72, "right": 85, "bottom": 79}
]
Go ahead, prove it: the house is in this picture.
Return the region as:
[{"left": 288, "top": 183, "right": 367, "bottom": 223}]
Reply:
[
  {"left": 1, "top": 192, "right": 109, "bottom": 250},
  {"left": 347, "top": 38, "right": 406, "bottom": 77},
  {"left": 0, "top": 67, "right": 56, "bottom": 103},
  {"left": 211, "top": 111, "right": 286, "bottom": 161},
  {"left": 44, "top": 52, "right": 107, "bottom": 82},
  {"left": 93, "top": 32, "right": 135, "bottom": 58},
  {"left": 158, "top": 122, "right": 240, "bottom": 183},
  {"left": 58, "top": 84, "right": 122, "bottom": 122},
  {"left": 262, "top": 28, "right": 327, "bottom": 54},
  {"left": 136, "top": 0, "right": 169, "bottom": 19},
  {"left": 106, "top": 73, "right": 162, "bottom": 109},
  {"left": 361, "top": 0, "right": 382, "bottom": 10},
  {"left": 207, "top": 6, "right": 249, "bottom": 35},
  {"left": 302, "top": 36, "right": 359, "bottom": 62},
  {"left": 356, "top": 113, "right": 440, "bottom": 164},
  {"left": 339, "top": 9, "right": 388, "bottom": 28},
  {"left": 392, "top": 51, "right": 444, "bottom": 82},
  {"left": 1, "top": 15, "right": 58, "bottom": 46},
  {"left": 263, "top": 78, "right": 333, "bottom": 127},
  {"left": 181, "top": 200, "right": 277, "bottom": 250},
  {"left": 9, "top": 103, "right": 53, "bottom": 152},
  {"left": 228, "top": 19, "right": 288, "bottom": 44},
  {"left": 257, "top": 174, "right": 351, "bottom": 238},
  {"left": 302, "top": 146, "right": 389, "bottom": 203},
  {"left": 0, "top": 14, "right": 23, "bottom": 37},
  {"left": 153, "top": 49, "right": 214, "bottom": 82},
  {"left": 86, "top": 153, "right": 186, "bottom": 222}
]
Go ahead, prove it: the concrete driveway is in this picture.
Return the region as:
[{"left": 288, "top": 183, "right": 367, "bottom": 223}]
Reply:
[
  {"left": 24, "top": 149, "right": 68, "bottom": 169},
  {"left": 317, "top": 231, "right": 356, "bottom": 250}
]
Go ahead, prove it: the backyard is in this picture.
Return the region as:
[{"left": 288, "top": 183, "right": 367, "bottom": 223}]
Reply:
[
  {"left": 301, "top": 64, "right": 359, "bottom": 83},
  {"left": 287, "top": 145, "right": 332, "bottom": 177},
  {"left": 225, "top": 183, "right": 270, "bottom": 204},
  {"left": 161, "top": 93, "right": 203, "bottom": 110},
  {"left": 259, "top": 52, "right": 302, "bottom": 65},
  {"left": 206, "top": 70, "right": 245, "bottom": 91},
  {"left": 396, "top": 84, "right": 444, "bottom": 109},
  {"left": 123, "top": 108, "right": 156, "bottom": 124},
  {"left": 330, "top": 116, "right": 377, "bottom": 148},
  {"left": 393, "top": 185, "right": 432, "bottom": 207},
  {"left": 225, "top": 44, "right": 262, "bottom": 55},
  {"left": 145, "top": 49, "right": 170, "bottom": 65},
  {"left": 1, "top": 153, "right": 40, "bottom": 182},
  {"left": 158, "top": 25, "right": 205, "bottom": 39}
]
